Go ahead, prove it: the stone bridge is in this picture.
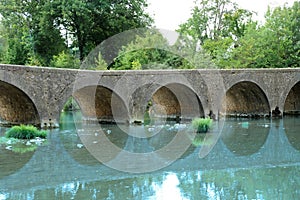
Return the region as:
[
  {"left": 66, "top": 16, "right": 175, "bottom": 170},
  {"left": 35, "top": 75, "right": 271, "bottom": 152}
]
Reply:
[{"left": 0, "top": 64, "right": 299, "bottom": 127}]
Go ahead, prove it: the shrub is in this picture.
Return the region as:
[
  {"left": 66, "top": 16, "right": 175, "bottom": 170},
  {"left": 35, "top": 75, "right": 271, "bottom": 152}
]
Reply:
[
  {"left": 50, "top": 51, "right": 80, "bottom": 69},
  {"left": 192, "top": 117, "right": 213, "bottom": 133},
  {"left": 5, "top": 125, "right": 47, "bottom": 139}
]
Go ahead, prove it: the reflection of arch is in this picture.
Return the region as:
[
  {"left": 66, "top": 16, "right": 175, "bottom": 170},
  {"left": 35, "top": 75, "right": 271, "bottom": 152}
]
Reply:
[
  {"left": 284, "top": 82, "right": 300, "bottom": 115},
  {"left": 72, "top": 85, "right": 129, "bottom": 123},
  {"left": 149, "top": 83, "right": 204, "bottom": 120},
  {"left": 59, "top": 112, "right": 129, "bottom": 166},
  {"left": 284, "top": 116, "right": 300, "bottom": 151},
  {"left": 0, "top": 80, "right": 40, "bottom": 125},
  {"left": 221, "top": 119, "right": 269, "bottom": 156},
  {"left": 0, "top": 145, "right": 34, "bottom": 178},
  {"left": 221, "top": 81, "right": 270, "bottom": 116},
  {"left": 59, "top": 130, "right": 100, "bottom": 166}
]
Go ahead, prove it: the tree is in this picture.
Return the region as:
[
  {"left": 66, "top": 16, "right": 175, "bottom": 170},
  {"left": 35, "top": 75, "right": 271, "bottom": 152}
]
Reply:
[
  {"left": 112, "top": 29, "right": 174, "bottom": 70},
  {"left": 59, "top": 0, "right": 152, "bottom": 62},
  {"left": 172, "top": 34, "right": 216, "bottom": 69},
  {"left": 230, "top": 2, "right": 300, "bottom": 68},
  {"left": 0, "top": 0, "right": 67, "bottom": 66},
  {"left": 177, "top": 0, "right": 254, "bottom": 68},
  {"left": 264, "top": 1, "right": 300, "bottom": 67},
  {"left": 0, "top": 0, "right": 152, "bottom": 66},
  {"left": 178, "top": 0, "right": 253, "bottom": 43},
  {"left": 109, "top": 28, "right": 215, "bottom": 70}
]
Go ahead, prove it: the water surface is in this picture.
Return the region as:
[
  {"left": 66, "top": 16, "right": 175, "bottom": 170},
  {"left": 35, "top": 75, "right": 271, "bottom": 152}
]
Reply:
[{"left": 1, "top": 113, "right": 300, "bottom": 199}]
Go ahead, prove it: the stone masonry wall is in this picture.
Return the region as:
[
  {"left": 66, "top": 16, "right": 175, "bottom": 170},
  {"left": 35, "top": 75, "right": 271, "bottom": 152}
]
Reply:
[{"left": 0, "top": 64, "right": 299, "bottom": 127}]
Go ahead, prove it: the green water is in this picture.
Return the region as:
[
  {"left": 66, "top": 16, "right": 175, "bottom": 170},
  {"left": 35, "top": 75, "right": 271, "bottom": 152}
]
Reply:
[{"left": 0, "top": 112, "right": 300, "bottom": 199}]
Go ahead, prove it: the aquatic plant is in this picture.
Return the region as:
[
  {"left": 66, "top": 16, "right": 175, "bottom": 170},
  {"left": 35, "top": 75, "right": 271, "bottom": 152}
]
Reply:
[
  {"left": 192, "top": 117, "right": 213, "bottom": 133},
  {"left": 5, "top": 125, "right": 47, "bottom": 139}
]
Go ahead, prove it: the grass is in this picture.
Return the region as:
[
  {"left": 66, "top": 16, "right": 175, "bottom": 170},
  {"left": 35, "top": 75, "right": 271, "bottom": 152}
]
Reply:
[
  {"left": 192, "top": 117, "right": 213, "bottom": 133},
  {"left": 5, "top": 125, "right": 47, "bottom": 139}
]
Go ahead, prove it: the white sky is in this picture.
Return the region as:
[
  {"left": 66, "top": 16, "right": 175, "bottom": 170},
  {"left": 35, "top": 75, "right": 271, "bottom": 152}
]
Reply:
[{"left": 147, "top": 0, "right": 297, "bottom": 31}]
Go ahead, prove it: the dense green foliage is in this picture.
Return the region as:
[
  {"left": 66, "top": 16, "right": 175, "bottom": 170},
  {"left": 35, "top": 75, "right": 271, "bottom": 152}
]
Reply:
[
  {"left": 5, "top": 125, "right": 47, "bottom": 139},
  {"left": 178, "top": 0, "right": 300, "bottom": 68},
  {"left": 0, "top": 0, "right": 152, "bottom": 66},
  {"left": 0, "top": 0, "right": 298, "bottom": 69},
  {"left": 50, "top": 51, "right": 80, "bottom": 69},
  {"left": 192, "top": 117, "right": 213, "bottom": 133},
  {"left": 110, "top": 0, "right": 299, "bottom": 70},
  {"left": 229, "top": 2, "right": 300, "bottom": 68},
  {"left": 110, "top": 29, "right": 215, "bottom": 70}
]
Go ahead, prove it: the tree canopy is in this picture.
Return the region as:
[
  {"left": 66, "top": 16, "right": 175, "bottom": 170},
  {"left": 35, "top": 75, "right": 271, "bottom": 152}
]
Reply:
[
  {"left": 177, "top": 0, "right": 300, "bottom": 68},
  {"left": 0, "top": 0, "right": 152, "bottom": 67},
  {"left": 0, "top": 0, "right": 299, "bottom": 69}
]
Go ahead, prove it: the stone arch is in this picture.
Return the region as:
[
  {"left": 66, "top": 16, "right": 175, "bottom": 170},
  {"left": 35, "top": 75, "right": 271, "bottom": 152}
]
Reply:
[
  {"left": 148, "top": 83, "right": 205, "bottom": 121},
  {"left": 221, "top": 81, "right": 270, "bottom": 117},
  {"left": 0, "top": 80, "right": 40, "bottom": 125},
  {"left": 284, "top": 81, "right": 300, "bottom": 115},
  {"left": 72, "top": 85, "right": 129, "bottom": 123},
  {"left": 58, "top": 96, "right": 82, "bottom": 128},
  {"left": 59, "top": 96, "right": 81, "bottom": 113}
]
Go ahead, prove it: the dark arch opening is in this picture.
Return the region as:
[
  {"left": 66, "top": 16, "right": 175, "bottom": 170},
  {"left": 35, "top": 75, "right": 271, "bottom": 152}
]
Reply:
[
  {"left": 147, "top": 83, "right": 204, "bottom": 122},
  {"left": 221, "top": 81, "right": 270, "bottom": 117},
  {"left": 0, "top": 80, "right": 40, "bottom": 126},
  {"left": 72, "top": 85, "right": 129, "bottom": 124},
  {"left": 284, "top": 82, "right": 300, "bottom": 115}
]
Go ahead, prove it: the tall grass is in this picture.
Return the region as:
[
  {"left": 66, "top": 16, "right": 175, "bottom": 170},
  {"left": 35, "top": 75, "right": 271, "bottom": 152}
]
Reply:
[
  {"left": 5, "top": 125, "right": 47, "bottom": 139},
  {"left": 192, "top": 117, "right": 213, "bottom": 133}
]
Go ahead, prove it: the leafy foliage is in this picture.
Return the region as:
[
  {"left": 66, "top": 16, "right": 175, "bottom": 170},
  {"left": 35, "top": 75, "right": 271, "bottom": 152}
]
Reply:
[
  {"left": 178, "top": 0, "right": 300, "bottom": 69},
  {"left": 0, "top": 0, "right": 152, "bottom": 66},
  {"left": 0, "top": 0, "right": 298, "bottom": 69},
  {"left": 178, "top": 0, "right": 253, "bottom": 43},
  {"left": 50, "top": 51, "right": 80, "bottom": 69},
  {"left": 5, "top": 125, "right": 47, "bottom": 139},
  {"left": 229, "top": 2, "right": 300, "bottom": 68},
  {"left": 192, "top": 118, "right": 213, "bottom": 133},
  {"left": 111, "top": 29, "right": 215, "bottom": 70}
]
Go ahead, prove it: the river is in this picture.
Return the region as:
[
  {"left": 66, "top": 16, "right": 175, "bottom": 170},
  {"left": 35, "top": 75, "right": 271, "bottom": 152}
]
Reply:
[{"left": 0, "top": 112, "right": 300, "bottom": 199}]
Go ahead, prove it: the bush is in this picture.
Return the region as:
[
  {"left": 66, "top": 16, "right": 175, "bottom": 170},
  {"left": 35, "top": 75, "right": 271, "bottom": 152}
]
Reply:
[
  {"left": 192, "top": 117, "right": 213, "bottom": 133},
  {"left": 5, "top": 125, "right": 47, "bottom": 139},
  {"left": 50, "top": 51, "right": 80, "bottom": 69}
]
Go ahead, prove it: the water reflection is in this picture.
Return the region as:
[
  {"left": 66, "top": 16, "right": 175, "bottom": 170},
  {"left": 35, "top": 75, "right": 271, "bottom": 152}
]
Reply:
[
  {"left": 221, "top": 118, "right": 270, "bottom": 156},
  {"left": 177, "top": 165, "right": 300, "bottom": 199},
  {"left": 284, "top": 116, "right": 300, "bottom": 151},
  {"left": 2, "top": 165, "right": 300, "bottom": 200},
  {"left": 1, "top": 114, "right": 300, "bottom": 199},
  {"left": 0, "top": 127, "right": 35, "bottom": 179}
]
